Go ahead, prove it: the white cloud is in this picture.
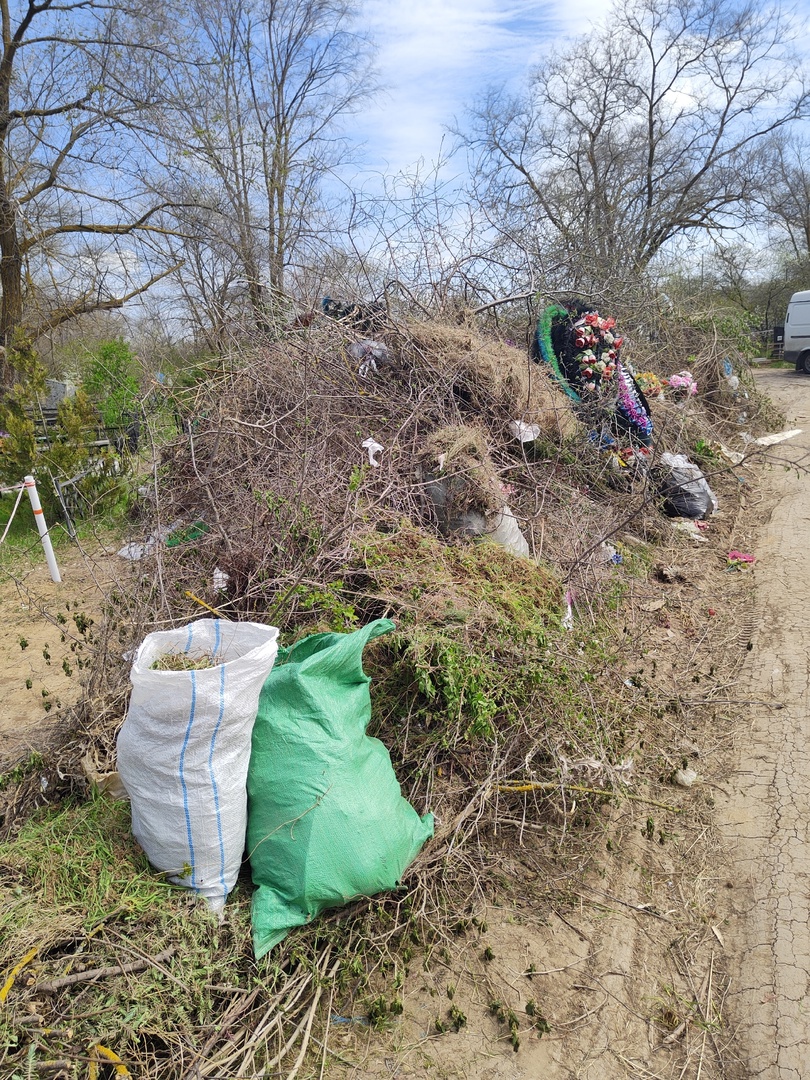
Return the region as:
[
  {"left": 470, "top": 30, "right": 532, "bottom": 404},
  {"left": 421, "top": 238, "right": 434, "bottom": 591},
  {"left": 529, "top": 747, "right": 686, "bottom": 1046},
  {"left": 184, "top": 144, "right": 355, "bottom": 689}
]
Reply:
[{"left": 350, "top": 0, "right": 613, "bottom": 176}]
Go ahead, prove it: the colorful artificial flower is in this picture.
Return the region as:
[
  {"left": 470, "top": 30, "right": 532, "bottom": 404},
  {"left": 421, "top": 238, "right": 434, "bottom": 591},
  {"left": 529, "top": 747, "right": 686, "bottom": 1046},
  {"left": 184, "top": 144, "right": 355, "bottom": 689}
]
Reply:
[
  {"left": 635, "top": 371, "right": 663, "bottom": 397},
  {"left": 668, "top": 370, "right": 697, "bottom": 396},
  {"left": 727, "top": 550, "right": 755, "bottom": 568},
  {"left": 535, "top": 302, "right": 653, "bottom": 444},
  {"left": 615, "top": 363, "right": 654, "bottom": 443}
]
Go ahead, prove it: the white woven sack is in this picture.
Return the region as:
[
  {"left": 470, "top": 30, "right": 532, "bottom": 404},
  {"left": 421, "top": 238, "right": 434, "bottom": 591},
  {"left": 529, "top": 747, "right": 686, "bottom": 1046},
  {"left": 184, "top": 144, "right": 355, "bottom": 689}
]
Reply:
[{"left": 117, "top": 618, "right": 279, "bottom": 910}]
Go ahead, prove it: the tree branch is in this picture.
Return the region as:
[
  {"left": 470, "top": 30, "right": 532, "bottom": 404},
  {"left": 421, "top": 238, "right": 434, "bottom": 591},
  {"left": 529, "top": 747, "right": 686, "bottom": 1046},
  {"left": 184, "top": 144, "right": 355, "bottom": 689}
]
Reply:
[{"left": 25, "top": 262, "right": 182, "bottom": 339}]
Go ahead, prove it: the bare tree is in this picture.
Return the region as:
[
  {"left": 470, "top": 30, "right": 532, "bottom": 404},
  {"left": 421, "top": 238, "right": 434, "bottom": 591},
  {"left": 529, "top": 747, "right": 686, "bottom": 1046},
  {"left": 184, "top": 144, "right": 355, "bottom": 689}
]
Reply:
[
  {"left": 461, "top": 0, "right": 810, "bottom": 293},
  {"left": 765, "top": 135, "right": 810, "bottom": 263},
  {"left": 0, "top": 0, "right": 186, "bottom": 380},
  {"left": 156, "top": 0, "right": 375, "bottom": 338}
]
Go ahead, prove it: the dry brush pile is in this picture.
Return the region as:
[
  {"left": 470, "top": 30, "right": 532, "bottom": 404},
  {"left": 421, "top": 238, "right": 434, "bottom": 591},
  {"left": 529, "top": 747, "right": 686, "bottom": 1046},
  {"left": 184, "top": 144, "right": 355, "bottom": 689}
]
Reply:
[{"left": 0, "top": 308, "right": 780, "bottom": 1078}]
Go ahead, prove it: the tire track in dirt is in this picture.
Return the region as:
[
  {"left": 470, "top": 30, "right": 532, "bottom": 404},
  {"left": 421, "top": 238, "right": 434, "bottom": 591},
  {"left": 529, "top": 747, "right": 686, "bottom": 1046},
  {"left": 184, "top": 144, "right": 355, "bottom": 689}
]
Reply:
[{"left": 718, "top": 369, "right": 810, "bottom": 1079}]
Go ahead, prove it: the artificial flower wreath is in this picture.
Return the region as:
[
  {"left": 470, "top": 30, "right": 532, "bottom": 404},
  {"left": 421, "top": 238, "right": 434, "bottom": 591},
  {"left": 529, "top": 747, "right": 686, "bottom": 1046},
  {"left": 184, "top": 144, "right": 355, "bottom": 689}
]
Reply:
[{"left": 535, "top": 301, "right": 653, "bottom": 445}]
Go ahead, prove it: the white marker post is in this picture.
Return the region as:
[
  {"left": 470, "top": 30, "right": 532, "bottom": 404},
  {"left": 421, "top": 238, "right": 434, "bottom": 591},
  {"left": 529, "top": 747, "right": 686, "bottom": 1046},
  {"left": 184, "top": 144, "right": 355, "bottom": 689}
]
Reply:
[{"left": 24, "top": 474, "right": 61, "bottom": 583}]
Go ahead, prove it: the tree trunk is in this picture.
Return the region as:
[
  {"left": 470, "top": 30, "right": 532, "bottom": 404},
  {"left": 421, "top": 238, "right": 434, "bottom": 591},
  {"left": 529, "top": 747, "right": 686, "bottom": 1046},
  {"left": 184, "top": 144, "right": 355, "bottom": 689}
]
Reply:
[{"left": 0, "top": 189, "right": 21, "bottom": 384}]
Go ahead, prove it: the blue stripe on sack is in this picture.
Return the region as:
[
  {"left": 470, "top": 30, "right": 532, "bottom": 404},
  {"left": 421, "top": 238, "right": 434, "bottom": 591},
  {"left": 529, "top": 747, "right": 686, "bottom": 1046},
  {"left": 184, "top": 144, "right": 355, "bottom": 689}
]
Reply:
[
  {"left": 208, "top": 651, "right": 227, "bottom": 903},
  {"left": 179, "top": 669, "right": 198, "bottom": 890},
  {"left": 184, "top": 622, "right": 194, "bottom": 654}
]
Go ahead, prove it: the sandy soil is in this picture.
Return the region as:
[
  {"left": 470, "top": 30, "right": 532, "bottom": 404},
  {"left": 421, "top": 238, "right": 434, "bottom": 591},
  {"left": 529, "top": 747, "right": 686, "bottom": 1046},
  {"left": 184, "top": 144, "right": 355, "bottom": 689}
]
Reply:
[
  {"left": 716, "top": 369, "right": 810, "bottom": 1079},
  {"left": 0, "top": 538, "right": 116, "bottom": 768}
]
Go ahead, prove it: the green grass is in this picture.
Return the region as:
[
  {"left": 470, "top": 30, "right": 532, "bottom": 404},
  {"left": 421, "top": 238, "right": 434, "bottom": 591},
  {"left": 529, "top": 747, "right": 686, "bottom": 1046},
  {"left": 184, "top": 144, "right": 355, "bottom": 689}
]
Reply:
[{"left": 0, "top": 793, "right": 260, "bottom": 1074}]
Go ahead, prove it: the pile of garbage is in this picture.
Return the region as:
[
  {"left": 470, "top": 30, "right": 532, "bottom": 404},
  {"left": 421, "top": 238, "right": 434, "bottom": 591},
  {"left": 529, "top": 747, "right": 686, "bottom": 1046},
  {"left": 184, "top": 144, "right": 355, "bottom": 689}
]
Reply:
[
  {"left": 109, "top": 299, "right": 777, "bottom": 948},
  {"left": 140, "top": 300, "right": 752, "bottom": 603}
]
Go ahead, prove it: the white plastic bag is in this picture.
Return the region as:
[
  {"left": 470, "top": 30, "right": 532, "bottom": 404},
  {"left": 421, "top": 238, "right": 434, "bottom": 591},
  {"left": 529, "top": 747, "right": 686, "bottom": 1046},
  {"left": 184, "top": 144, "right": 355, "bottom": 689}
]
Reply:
[
  {"left": 485, "top": 506, "right": 531, "bottom": 558},
  {"left": 117, "top": 618, "right": 279, "bottom": 910}
]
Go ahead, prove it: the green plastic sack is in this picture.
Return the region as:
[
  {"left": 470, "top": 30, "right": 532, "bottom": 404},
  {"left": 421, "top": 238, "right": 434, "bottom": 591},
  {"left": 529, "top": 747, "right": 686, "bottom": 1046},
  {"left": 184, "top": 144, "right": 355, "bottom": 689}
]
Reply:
[{"left": 247, "top": 619, "right": 433, "bottom": 958}]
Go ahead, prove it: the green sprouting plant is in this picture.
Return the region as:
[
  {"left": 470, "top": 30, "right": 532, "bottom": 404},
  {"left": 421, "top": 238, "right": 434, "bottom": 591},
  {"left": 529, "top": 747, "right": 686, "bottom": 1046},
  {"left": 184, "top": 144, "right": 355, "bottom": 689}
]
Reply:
[
  {"left": 526, "top": 1000, "right": 551, "bottom": 1035},
  {"left": 348, "top": 463, "right": 367, "bottom": 492},
  {"left": 449, "top": 1005, "right": 467, "bottom": 1030},
  {"left": 366, "top": 995, "right": 388, "bottom": 1028},
  {"left": 0, "top": 751, "right": 43, "bottom": 791},
  {"left": 294, "top": 581, "right": 358, "bottom": 631},
  {"left": 490, "top": 999, "right": 521, "bottom": 1051}
]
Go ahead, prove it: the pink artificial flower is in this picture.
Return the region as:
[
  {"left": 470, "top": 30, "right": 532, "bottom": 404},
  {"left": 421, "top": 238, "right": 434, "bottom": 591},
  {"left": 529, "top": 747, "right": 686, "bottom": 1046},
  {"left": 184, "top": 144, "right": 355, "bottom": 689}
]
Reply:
[
  {"left": 727, "top": 550, "right": 755, "bottom": 564},
  {"left": 668, "top": 370, "right": 698, "bottom": 395}
]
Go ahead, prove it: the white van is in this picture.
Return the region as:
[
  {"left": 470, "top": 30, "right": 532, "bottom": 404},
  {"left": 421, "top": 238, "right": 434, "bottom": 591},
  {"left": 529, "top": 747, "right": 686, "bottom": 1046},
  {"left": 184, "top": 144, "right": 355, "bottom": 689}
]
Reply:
[{"left": 785, "top": 291, "right": 810, "bottom": 373}]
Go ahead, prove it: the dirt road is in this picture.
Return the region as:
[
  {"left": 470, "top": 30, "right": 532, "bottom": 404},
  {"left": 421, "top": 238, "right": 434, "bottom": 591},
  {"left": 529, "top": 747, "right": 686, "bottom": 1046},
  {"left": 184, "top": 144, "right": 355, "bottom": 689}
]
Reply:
[{"left": 720, "top": 368, "right": 810, "bottom": 1078}]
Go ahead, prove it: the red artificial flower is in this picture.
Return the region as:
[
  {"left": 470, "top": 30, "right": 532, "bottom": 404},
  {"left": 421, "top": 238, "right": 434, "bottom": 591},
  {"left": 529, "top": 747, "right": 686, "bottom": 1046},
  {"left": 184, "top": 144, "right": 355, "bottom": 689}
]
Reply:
[
  {"left": 614, "top": 336, "right": 623, "bottom": 348},
  {"left": 584, "top": 313, "right": 599, "bottom": 326},
  {"left": 603, "top": 317, "right": 616, "bottom": 329}
]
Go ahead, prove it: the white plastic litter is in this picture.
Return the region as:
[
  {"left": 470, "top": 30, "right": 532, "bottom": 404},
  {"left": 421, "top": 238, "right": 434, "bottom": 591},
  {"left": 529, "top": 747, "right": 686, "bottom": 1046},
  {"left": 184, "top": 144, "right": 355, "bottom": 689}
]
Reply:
[
  {"left": 508, "top": 419, "right": 542, "bottom": 444},
  {"left": 347, "top": 340, "right": 391, "bottom": 377},
  {"left": 117, "top": 518, "right": 184, "bottom": 560},
  {"left": 718, "top": 443, "right": 745, "bottom": 466},
  {"left": 117, "top": 619, "right": 279, "bottom": 910},
  {"left": 674, "top": 767, "right": 698, "bottom": 788},
  {"left": 485, "top": 506, "right": 530, "bottom": 557},
  {"left": 671, "top": 519, "right": 709, "bottom": 542},
  {"left": 361, "top": 438, "right": 384, "bottom": 467},
  {"left": 754, "top": 428, "right": 803, "bottom": 447}
]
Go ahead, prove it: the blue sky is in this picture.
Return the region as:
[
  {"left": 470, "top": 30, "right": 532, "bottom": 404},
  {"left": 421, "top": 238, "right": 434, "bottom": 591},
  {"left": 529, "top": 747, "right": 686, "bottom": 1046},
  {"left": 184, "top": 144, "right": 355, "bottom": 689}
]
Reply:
[
  {"left": 352, "top": 0, "right": 810, "bottom": 178},
  {"left": 353, "top": 0, "right": 630, "bottom": 175}
]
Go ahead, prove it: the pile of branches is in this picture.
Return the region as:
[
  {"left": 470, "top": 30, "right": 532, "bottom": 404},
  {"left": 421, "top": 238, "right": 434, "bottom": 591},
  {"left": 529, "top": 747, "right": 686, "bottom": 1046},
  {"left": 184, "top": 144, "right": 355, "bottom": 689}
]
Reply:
[
  {"left": 144, "top": 319, "right": 582, "bottom": 625},
  {"left": 0, "top": 309, "right": 773, "bottom": 1079}
]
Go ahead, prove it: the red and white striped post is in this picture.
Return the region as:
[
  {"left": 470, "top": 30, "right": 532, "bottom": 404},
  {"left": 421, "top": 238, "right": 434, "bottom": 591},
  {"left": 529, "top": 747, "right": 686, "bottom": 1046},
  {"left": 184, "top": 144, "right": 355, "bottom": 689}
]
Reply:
[{"left": 24, "top": 474, "right": 61, "bottom": 583}]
